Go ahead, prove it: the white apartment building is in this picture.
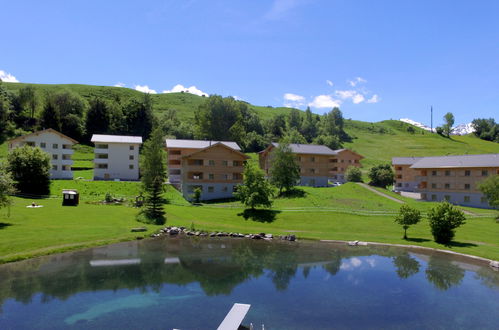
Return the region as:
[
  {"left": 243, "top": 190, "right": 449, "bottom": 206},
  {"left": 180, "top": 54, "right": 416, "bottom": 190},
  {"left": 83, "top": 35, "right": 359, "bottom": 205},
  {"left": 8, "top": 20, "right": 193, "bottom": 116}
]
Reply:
[
  {"left": 91, "top": 134, "right": 142, "bottom": 181},
  {"left": 8, "top": 128, "right": 78, "bottom": 179}
]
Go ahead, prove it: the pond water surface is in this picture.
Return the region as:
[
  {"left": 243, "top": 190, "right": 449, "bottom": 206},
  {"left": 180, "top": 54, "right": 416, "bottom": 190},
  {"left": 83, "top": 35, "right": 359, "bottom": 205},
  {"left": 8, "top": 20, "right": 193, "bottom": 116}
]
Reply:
[{"left": 0, "top": 237, "right": 498, "bottom": 329}]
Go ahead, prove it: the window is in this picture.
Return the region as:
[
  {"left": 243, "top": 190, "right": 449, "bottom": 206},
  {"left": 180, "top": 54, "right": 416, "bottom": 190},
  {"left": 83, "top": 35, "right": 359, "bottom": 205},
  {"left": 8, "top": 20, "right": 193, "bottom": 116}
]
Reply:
[
  {"left": 431, "top": 194, "right": 437, "bottom": 201},
  {"left": 310, "top": 157, "right": 315, "bottom": 162},
  {"left": 222, "top": 160, "right": 228, "bottom": 166},
  {"left": 482, "top": 170, "right": 488, "bottom": 176},
  {"left": 445, "top": 170, "right": 450, "bottom": 176},
  {"left": 97, "top": 154, "right": 108, "bottom": 159},
  {"left": 396, "top": 166, "right": 402, "bottom": 171},
  {"left": 232, "top": 185, "right": 238, "bottom": 192},
  {"left": 52, "top": 143, "right": 58, "bottom": 149},
  {"left": 223, "top": 174, "right": 229, "bottom": 180},
  {"left": 208, "top": 160, "right": 215, "bottom": 166},
  {"left": 222, "top": 186, "right": 228, "bottom": 192},
  {"left": 129, "top": 145, "right": 134, "bottom": 151},
  {"left": 444, "top": 183, "right": 450, "bottom": 189},
  {"left": 233, "top": 173, "right": 242, "bottom": 180},
  {"left": 129, "top": 155, "right": 134, "bottom": 160},
  {"left": 309, "top": 168, "right": 315, "bottom": 174},
  {"left": 340, "top": 160, "right": 344, "bottom": 163},
  {"left": 26, "top": 141, "right": 35, "bottom": 147},
  {"left": 332, "top": 167, "right": 338, "bottom": 171},
  {"left": 431, "top": 183, "right": 437, "bottom": 189},
  {"left": 97, "top": 164, "right": 108, "bottom": 169},
  {"left": 170, "top": 150, "right": 181, "bottom": 155},
  {"left": 332, "top": 159, "right": 338, "bottom": 163},
  {"left": 298, "top": 157, "right": 302, "bottom": 162},
  {"left": 464, "top": 196, "right": 470, "bottom": 203},
  {"left": 444, "top": 195, "right": 451, "bottom": 201},
  {"left": 397, "top": 175, "right": 402, "bottom": 179},
  {"left": 52, "top": 165, "right": 58, "bottom": 171},
  {"left": 52, "top": 154, "right": 58, "bottom": 160},
  {"left": 209, "top": 174, "right": 214, "bottom": 180},
  {"left": 464, "top": 183, "right": 470, "bottom": 190},
  {"left": 465, "top": 170, "right": 471, "bottom": 176},
  {"left": 96, "top": 144, "right": 108, "bottom": 149},
  {"left": 62, "top": 165, "right": 70, "bottom": 171},
  {"left": 397, "top": 183, "right": 402, "bottom": 187},
  {"left": 431, "top": 170, "right": 437, "bottom": 176},
  {"left": 208, "top": 186, "right": 214, "bottom": 193},
  {"left": 233, "top": 160, "right": 242, "bottom": 167},
  {"left": 40, "top": 142, "right": 46, "bottom": 148},
  {"left": 170, "top": 169, "right": 181, "bottom": 175},
  {"left": 129, "top": 164, "right": 134, "bottom": 169}
]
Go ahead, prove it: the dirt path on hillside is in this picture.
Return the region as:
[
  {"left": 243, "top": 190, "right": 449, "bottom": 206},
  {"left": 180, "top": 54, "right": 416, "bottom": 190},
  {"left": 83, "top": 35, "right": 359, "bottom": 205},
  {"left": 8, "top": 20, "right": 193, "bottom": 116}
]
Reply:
[{"left": 356, "top": 183, "right": 405, "bottom": 204}]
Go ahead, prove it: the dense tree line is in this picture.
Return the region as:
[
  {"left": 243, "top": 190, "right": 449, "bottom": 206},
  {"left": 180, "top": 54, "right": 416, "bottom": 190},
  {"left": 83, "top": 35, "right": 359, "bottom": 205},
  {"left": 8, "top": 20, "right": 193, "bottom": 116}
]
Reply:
[
  {"left": 0, "top": 82, "right": 154, "bottom": 144},
  {"left": 472, "top": 118, "right": 499, "bottom": 143},
  {"left": 2, "top": 84, "right": 350, "bottom": 152}
]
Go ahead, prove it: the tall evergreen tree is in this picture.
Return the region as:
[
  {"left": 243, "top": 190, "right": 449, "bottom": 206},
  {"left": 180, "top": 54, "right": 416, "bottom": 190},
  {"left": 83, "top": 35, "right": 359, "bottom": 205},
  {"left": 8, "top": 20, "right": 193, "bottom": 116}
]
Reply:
[
  {"left": 287, "top": 108, "right": 302, "bottom": 130},
  {"left": 140, "top": 128, "right": 167, "bottom": 224},
  {"left": 39, "top": 100, "right": 61, "bottom": 131},
  {"left": 85, "top": 98, "right": 112, "bottom": 140}
]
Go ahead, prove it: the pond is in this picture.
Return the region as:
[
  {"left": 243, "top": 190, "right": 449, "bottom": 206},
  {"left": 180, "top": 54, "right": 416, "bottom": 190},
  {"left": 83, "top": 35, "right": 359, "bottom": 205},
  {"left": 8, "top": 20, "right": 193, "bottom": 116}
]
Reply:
[{"left": 0, "top": 237, "right": 498, "bottom": 329}]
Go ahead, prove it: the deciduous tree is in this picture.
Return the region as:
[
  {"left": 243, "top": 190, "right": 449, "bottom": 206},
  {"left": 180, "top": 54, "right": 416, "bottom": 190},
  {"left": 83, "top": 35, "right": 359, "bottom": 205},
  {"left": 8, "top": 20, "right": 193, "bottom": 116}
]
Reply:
[
  {"left": 394, "top": 205, "right": 421, "bottom": 239},
  {"left": 368, "top": 164, "right": 394, "bottom": 188},
  {"left": 442, "top": 112, "right": 454, "bottom": 137},
  {"left": 7, "top": 145, "right": 51, "bottom": 195},
  {"left": 428, "top": 202, "right": 466, "bottom": 244},
  {"left": 235, "top": 162, "right": 274, "bottom": 209},
  {"left": 478, "top": 175, "right": 499, "bottom": 209},
  {"left": 269, "top": 143, "right": 300, "bottom": 194},
  {"left": 345, "top": 166, "right": 362, "bottom": 182}
]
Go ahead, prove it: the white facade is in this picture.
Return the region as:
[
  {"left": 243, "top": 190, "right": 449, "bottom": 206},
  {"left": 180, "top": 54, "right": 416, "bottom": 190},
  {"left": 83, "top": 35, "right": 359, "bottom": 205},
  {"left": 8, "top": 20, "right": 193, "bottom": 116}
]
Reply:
[
  {"left": 8, "top": 129, "right": 77, "bottom": 179},
  {"left": 91, "top": 135, "right": 142, "bottom": 181}
]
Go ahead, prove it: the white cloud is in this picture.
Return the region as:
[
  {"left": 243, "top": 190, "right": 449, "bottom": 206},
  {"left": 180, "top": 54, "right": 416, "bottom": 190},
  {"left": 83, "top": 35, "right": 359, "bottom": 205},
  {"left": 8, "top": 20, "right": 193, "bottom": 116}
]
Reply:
[
  {"left": 284, "top": 93, "right": 305, "bottom": 102},
  {"left": 326, "top": 80, "right": 334, "bottom": 87},
  {"left": 0, "top": 70, "right": 19, "bottom": 83},
  {"left": 134, "top": 85, "right": 157, "bottom": 94},
  {"left": 162, "top": 84, "right": 208, "bottom": 97},
  {"left": 367, "top": 94, "right": 380, "bottom": 103},
  {"left": 308, "top": 95, "right": 342, "bottom": 108},
  {"left": 348, "top": 77, "right": 367, "bottom": 87},
  {"left": 352, "top": 94, "right": 365, "bottom": 104},
  {"left": 114, "top": 82, "right": 125, "bottom": 87}
]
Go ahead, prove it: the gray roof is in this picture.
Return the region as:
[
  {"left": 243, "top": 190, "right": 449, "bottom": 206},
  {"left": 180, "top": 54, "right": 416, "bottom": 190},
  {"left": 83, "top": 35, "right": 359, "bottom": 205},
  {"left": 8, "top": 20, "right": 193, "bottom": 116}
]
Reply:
[
  {"left": 271, "top": 143, "right": 337, "bottom": 155},
  {"left": 91, "top": 134, "right": 142, "bottom": 144},
  {"left": 165, "top": 139, "right": 241, "bottom": 151},
  {"left": 392, "top": 157, "right": 423, "bottom": 165},
  {"left": 410, "top": 154, "right": 499, "bottom": 169}
]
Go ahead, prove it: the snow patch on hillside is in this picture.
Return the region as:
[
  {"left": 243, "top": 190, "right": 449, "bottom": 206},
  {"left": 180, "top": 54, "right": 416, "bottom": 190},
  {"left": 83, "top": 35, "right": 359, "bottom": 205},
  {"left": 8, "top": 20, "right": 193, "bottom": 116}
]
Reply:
[{"left": 399, "top": 118, "right": 475, "bottom": 135}]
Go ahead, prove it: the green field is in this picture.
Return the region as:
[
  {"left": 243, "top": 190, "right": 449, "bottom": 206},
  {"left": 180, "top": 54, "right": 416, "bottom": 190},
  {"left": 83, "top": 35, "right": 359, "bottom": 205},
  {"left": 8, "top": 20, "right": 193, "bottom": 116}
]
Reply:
[{"left": 1, "top": 182, "right": 497, "bottom": 263}]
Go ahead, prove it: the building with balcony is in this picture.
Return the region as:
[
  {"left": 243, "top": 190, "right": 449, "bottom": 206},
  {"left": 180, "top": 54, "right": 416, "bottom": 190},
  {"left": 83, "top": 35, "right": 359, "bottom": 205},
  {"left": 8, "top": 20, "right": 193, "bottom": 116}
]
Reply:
[
  {"left": 259, "top": 143, "right": 363, "bottom": 187},
  {"left": 392, "top": 157, "right": 423, "bottom": 192},
  {"left": 410, "top": 154, "right": 499, "bottom": 208},
  {"left": 165, "top": 139, "right": 248, "bottom": 201},
  {"left": 8, "top": 128, "right": 78, "bottom": 179},
  {"left": 91, "top": 134, "right": 142, "bottom": 181}
]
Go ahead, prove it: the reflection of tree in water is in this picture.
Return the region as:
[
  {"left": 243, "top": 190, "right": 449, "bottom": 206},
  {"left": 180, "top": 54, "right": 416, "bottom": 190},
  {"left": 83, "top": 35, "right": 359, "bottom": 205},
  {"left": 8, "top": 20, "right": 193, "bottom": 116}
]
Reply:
[
  {"left": 425, "top": 256, "right": 465, "bottom": 291},
  {"left": 392, "top": 253, "right": 420, "bottom": 279},
  {"left": 322, "top": 253, "right": 342, "bottom": 276}
]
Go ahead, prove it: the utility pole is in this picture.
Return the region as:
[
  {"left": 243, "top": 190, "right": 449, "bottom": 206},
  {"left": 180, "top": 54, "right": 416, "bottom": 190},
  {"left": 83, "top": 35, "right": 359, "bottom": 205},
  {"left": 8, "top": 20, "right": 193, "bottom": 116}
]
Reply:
[{"left": 430, "top": 105, "right": 433, "bottom": 133}]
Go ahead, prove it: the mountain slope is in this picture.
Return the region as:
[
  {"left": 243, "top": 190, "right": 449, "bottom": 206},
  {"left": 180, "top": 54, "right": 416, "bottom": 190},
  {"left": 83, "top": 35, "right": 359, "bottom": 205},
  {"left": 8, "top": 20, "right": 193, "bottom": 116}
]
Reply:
[{"left": 2, "top": 82, "right": 498, "bottom": 168}]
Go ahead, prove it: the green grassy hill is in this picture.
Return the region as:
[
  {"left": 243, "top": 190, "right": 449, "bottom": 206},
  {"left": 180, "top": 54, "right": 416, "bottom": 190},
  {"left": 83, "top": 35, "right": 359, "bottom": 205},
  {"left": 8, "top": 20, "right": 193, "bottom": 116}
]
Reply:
[{"left": 2, "top": 82, "right": 498, "bottom": 168}]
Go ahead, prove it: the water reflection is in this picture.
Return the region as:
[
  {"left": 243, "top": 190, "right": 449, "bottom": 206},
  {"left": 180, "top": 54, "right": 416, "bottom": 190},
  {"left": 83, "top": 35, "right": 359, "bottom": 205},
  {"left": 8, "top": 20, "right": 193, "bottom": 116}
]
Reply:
[{"left": 0, "top": 237, "right": 498, "bottom": 329}]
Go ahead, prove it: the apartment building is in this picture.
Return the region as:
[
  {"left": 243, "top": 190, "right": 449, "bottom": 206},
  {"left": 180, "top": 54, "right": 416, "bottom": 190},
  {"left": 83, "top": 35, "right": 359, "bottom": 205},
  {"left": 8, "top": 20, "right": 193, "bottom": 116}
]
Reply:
[
  {"left": 392, "top": 157, "right": 423, "bottom": 192},
  {"left": 259, "top": 143, "right": 363, "bottom": 186},
  {"left": 411, "top": 154, "right": 499, "bottom": 208},
  {"left": 165, "top": 139, "right": 248, "bottom": 201},
  {"left": 91, "top": 134, "right": 142, "bottom": 181},
  {"left": 8, "top": 128, "right": 78, "bottom": 179}
]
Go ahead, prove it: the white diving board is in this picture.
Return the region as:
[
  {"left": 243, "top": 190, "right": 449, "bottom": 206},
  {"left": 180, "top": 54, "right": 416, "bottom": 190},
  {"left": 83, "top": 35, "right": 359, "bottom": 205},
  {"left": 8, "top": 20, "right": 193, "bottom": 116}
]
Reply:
[{"left": 217, "top": 303, "right": 251, "bottom": 330}]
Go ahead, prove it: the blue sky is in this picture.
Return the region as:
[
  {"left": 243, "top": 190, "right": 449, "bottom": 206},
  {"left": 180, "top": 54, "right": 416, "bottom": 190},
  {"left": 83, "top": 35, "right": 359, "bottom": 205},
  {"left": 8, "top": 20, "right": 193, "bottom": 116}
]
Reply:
[{"left": 1, "top": 0, "right": 498, "bottom": 125}]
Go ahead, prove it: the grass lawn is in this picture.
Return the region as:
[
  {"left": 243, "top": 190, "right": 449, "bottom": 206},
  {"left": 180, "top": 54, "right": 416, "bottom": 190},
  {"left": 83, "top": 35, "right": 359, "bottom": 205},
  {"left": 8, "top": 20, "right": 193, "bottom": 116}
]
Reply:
[{"left": 1, "top": 182, "right": 498, "bottom": 263}]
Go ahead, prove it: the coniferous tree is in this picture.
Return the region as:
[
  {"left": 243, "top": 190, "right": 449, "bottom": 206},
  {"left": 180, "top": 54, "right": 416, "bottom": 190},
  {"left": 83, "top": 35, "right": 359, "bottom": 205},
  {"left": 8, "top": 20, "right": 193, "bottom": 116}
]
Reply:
[
  {"left": 300, "top": 107, "right": 317, "bottom": 142},
  {"left": 140, "top": 128, "right": 167, "bottom": 224},
  {"left": 85, "top": 98, "right": 112, "bottom": 141}
]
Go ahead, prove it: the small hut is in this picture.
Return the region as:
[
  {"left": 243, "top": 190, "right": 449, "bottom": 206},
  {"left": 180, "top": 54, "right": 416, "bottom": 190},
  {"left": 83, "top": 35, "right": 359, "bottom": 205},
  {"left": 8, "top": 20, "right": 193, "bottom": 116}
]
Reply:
[{"left": 62, "top": 189, "right": 79, "bottom": 206}]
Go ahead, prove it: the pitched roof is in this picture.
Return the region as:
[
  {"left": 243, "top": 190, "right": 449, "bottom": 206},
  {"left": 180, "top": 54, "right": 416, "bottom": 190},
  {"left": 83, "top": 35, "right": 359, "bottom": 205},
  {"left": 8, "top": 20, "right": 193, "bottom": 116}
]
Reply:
[
  {"left": 91, "top": 134, "right": 143, "bottom": 144},
  {"left": 392, "top": 157, "right": 423, "bottom": 165},
  {"left": 8, "top": 128, "right": 79, "bottom": 144},
  {"left": 410, "top": 154, "right": 499, "bottom": 169},
  {"left": 165, "top": 139, "right": 241, "bottom": 151},
  {"left": 268, "top": 143, "right": 337, "bottom": 155},
  {"left": 181, "top": 142, "right": 249, "bottom": 159}
]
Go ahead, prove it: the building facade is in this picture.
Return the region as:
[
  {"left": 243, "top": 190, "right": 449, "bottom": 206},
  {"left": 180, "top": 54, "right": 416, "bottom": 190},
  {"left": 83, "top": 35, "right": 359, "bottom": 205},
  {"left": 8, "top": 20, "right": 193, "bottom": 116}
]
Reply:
[
  {"left": 165, "top": 139, "right": 248, "bottom": 201},
  {"left": 8, "top": 128, "right": 78, "bottom": 179},
  {"left": 411, "top": 154, "right": 499, "bottom": 208},
  {"left": 91, "top": 134, "right": 142, "bottom": 181},
  {"left": 392, "top": 157, "right": 422, "bottom": 192},
  {"left": 259, "top": 143, "right": 363, "bottom": 186}
]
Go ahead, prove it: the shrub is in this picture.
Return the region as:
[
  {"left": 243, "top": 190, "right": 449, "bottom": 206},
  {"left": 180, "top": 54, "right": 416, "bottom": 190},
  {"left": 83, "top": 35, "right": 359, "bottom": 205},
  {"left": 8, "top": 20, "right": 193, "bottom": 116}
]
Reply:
[
  {"left": 427, "top": 202, "right": 466, "bottom": 244},
  {"left": 368, "top": 164, "right": 394, "bottom": 188},
  {"left": 192, "top": 187, "right": 202, "bottom": 204},
  {"left": 345, "top": 166, "right": 362, "bottom": 182}
]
